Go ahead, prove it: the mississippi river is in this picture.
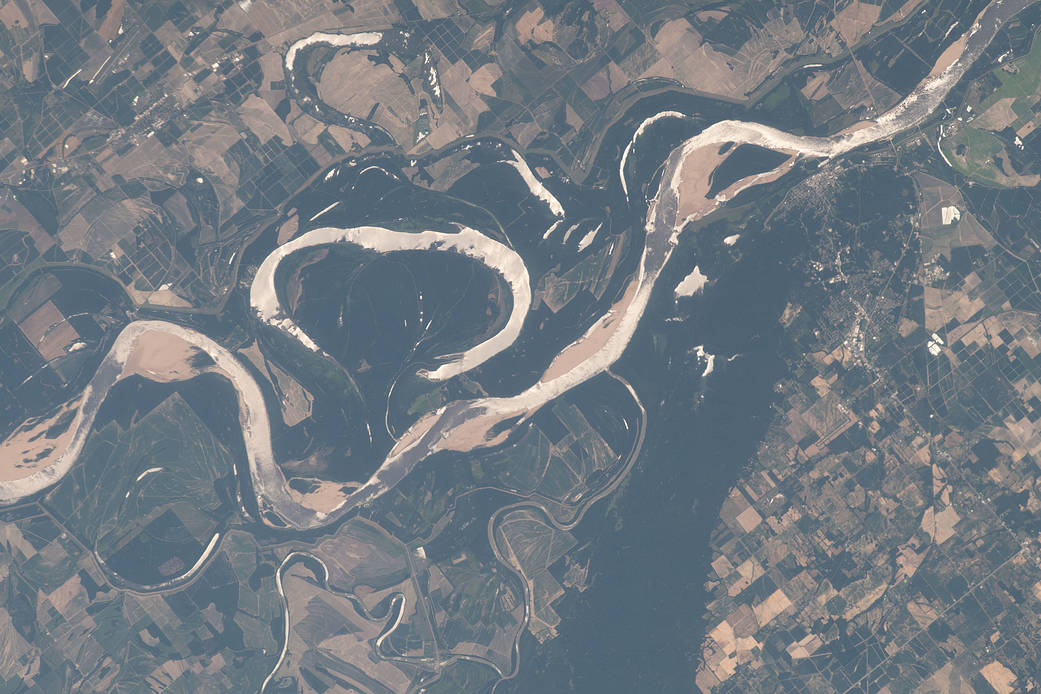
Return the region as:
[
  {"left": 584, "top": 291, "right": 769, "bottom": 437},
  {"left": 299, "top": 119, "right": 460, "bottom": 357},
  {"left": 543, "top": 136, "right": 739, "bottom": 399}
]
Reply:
[{"left": 0, "top": 0, "right": 1032, "bottom": 531}]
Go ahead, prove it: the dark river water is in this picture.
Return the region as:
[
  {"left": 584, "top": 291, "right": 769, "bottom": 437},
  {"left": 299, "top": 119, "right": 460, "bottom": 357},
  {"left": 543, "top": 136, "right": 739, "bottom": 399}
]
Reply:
[{"left": 498, "top": 178, "right": 801, "bottom": 692}]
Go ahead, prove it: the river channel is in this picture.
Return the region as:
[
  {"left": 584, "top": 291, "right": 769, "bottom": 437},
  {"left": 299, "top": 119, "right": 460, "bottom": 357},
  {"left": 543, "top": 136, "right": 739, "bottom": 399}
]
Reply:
[{"left": 0, "top": 0, "right": 1032, "bottom": 533}]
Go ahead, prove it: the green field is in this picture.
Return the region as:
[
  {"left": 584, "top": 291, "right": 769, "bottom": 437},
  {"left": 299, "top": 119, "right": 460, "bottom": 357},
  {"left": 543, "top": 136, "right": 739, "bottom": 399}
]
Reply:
[
  {"left": 941, "top": 26, "right": 1041, "bottom": 186},
  {"left": 940, "top": 126, "right": 1008, "bottom": 184}
]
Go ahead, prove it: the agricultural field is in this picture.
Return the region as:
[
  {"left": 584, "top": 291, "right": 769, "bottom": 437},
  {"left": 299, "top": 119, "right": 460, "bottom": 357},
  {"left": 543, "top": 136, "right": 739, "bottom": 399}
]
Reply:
[
  {"left": 43, "top": 385, "right": 236, "bottom": 587},
  {"left": 941, "top": 25, "right": 1041, "bottom": 186}
]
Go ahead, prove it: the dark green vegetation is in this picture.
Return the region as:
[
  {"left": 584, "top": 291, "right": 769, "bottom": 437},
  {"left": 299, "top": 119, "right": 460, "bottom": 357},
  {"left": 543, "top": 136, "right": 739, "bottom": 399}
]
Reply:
[
  {"left": 422, "top": 659, "right": 498, "bottom": 694},
  {"left": 378, "top": 372, "right": 640, "bottom": 543},
  {"left": 0, "top": 514, "right": 281, "bottom": 691},
  {"left": 493, "top": 507, "right": 577, "bottom": 641},
  {"left": 941, "top": 15, "right": 1041, "bottom": 185},
  {"left": 44, "top": 380, "right": 237, "bottom": 587},
  {"left": 0, "top": 267, "right": 130, "bottom": 437},
  {"left": 4, "top": 0, "right": 1041, "bottom": 692},
  {"left": 675, "top": 149, "right": 1041, "bottom": 691},
  {"left": 290, "top": 245, "right": 510, "bottom": 430}
]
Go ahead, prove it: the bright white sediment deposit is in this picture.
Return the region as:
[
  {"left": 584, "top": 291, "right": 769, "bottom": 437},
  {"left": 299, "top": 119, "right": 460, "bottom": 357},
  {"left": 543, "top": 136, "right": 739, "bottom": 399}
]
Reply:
[
  {"left": 284, "top": 31, "right": 382, "bottom": 71},
  {"left": 0, "top": 321, "right": 305, "bottom": 527},
  {"left": 502, "top": 151, "right": 565, "bottom": 218},
  {"left": 469, "top": 0, "right": 1028, "bottom": 431},
  {"left": 620, "top": 110, "right": 688, "bottom": 200},
  {"left": 0, "top": 0, "right": 1029, "bottom": 529},
  {"left": 577, "top": 223, "right": 603, "bottom": 252},
  {"left": 694, "top": 345, "right": 716, "bottom": 377},
  {"left": 675, "top": 266, "right": 709, "bottom": 298},
  {"left": 251, "top": 224, "right": 531, "bottom": 381}
]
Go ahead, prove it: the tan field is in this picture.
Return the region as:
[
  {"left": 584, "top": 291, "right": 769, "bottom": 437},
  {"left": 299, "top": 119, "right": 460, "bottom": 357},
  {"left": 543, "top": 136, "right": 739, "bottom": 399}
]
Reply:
[
  {"left": 831, "top": 2, "right": 883, "bottom": 46},
  {"left": 317, "top": 51, "right": 419, "bottom": 148}
]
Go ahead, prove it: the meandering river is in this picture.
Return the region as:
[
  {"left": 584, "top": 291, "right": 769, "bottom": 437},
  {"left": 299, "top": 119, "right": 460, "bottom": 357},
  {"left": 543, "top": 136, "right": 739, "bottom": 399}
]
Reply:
[{"left": 0, "top": 0, "right": 1031, "bottom": 531}]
